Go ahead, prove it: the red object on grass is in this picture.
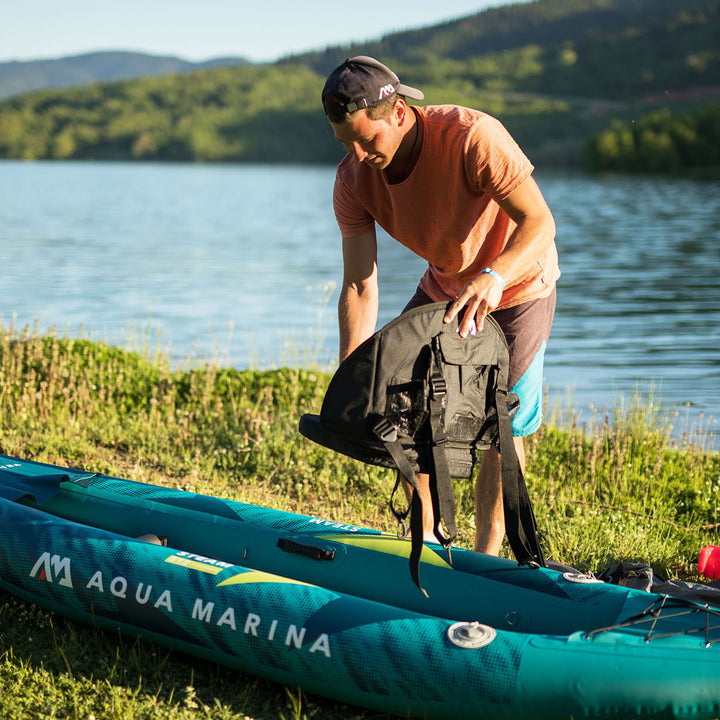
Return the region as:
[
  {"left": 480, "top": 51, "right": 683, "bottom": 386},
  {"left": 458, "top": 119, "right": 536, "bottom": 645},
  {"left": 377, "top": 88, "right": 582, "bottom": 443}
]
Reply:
[{"left": 698, "top": 545, "right": 720, "bottom": 579}]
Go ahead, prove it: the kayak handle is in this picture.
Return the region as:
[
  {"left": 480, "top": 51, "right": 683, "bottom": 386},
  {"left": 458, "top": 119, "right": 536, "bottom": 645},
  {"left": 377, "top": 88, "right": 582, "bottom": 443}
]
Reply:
[{"left": 277, "top": 538, "right": 336, "bottom": 562}]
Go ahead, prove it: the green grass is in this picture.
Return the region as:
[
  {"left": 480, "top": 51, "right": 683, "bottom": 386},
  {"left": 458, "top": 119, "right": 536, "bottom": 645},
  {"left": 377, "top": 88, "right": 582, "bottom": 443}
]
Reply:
[{"left": 0, "top": 324, "right": 718, "bottom": 719}]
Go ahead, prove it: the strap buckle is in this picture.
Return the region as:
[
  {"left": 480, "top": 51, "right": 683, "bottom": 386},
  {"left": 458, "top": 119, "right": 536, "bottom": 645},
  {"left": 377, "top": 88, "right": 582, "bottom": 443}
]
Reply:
[
  {"left": 373, "top": 417, "right": 398, "bottom": 443},
  {"left": 429, "top": 375, "right": 447, "bottom": 399}
]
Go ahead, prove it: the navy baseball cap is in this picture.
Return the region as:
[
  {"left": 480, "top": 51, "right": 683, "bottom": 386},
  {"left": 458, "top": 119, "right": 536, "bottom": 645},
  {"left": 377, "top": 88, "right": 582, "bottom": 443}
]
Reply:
[{"left": 322, "top": 56, "right": 424, "bottom": 116}]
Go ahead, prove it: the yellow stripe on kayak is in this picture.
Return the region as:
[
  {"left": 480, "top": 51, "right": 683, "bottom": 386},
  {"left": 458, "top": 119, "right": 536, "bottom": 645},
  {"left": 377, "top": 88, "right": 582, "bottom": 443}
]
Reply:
[
  {"left": 218, "top": 570, "right": 311, "bottom": 587},
  {"left": 165, "top": 554, "right": 224, "bottom": 575},
  {"left": 318, "top": 534, "right": 452, "bottom": 568}
]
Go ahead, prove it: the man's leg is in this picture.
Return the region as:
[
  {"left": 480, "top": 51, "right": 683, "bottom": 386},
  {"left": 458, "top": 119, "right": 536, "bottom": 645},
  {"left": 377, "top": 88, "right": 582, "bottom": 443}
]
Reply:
[
  {"left": 400, "top": 472, "right": 440, "bottom": 542},
  {"left": 474, "top": 288, "right": 556, "bottom": 555},
  {"left": 404, "top": 433, "right": 527, "bottom": 551},
  {"left": 474, "top": 436, "right": 526, "bottom": 554}
]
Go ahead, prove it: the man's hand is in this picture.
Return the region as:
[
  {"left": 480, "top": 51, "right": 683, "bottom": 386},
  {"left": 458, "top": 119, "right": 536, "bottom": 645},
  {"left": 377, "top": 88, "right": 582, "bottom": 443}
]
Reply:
[{"left": 443, "top": 271, "right": 503, "bottom": 337}]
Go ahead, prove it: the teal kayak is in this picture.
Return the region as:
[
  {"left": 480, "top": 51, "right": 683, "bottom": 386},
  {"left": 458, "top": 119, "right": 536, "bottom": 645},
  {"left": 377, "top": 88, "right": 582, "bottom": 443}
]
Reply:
[{"left": 1, "top": 453, "right": 720, "bottom": 719}]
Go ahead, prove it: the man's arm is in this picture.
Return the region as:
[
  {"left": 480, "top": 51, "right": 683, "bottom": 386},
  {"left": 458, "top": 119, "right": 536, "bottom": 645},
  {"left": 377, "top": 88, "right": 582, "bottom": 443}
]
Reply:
[
  {"left": 338, "top": 230, "right": 379, "bottom": 363},
  {"left": 444, "top": 175, "right": 556, "bottom": 337}
]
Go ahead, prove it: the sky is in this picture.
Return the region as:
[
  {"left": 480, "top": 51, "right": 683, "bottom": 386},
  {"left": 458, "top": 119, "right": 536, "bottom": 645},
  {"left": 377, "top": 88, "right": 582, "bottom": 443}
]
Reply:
[{"left": 0, "top": 0, "right": 523, "bottom": 64}]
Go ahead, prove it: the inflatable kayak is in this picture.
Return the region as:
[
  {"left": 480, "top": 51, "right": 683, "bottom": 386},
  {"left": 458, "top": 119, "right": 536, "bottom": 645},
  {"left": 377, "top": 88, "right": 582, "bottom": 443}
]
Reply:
[{"left": 2, "top": 453, "right": 720, "bottom": 719}]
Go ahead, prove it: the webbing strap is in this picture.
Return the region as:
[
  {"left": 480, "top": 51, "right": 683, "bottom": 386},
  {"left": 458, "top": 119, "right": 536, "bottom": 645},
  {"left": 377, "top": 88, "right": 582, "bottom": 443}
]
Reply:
[
  {"left": 377, "top": 326, "right": 545, "bottom": 595},
  {"left": 428, "top": 338, "right": 457, "bottom": 549},
  {"left": 375, "top": 420, "right": 429, "bottom": 598},
  {"left": 495, "top": 385, "right": 545, "bottom": 567}
]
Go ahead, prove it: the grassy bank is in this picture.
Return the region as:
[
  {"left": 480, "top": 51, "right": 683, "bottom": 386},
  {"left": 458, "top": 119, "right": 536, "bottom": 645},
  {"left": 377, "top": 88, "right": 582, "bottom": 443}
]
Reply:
[{"left": 1, "top": 326, "right": 718, "bottom": 719}]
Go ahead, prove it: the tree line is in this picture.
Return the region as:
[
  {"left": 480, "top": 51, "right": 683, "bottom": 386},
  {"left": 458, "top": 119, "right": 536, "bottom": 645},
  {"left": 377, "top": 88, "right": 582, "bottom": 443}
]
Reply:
[
  {"left": 582, "top": 102, "right": 720, "bottom": 174},
  {"left": 0, "top": 0, "right": 717, "bottom": 172},
  {"left": 0, "top": 61, "right": 578, "bottom": 165},
  {"left": 0, "top": 65, "right": 340, "bottom": 163}
]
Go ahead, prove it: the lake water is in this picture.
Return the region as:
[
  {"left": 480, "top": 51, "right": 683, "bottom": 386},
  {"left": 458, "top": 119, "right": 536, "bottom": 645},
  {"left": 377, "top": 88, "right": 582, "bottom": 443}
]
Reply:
[{"left": 1, "top": 161, "right": 718, "bottom": 446}]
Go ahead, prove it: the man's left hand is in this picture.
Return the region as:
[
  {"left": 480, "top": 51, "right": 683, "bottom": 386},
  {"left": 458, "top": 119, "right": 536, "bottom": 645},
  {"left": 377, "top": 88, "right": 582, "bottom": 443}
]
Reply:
[{"left": 443, "top": 273, "right": 503, "bottom": 337}]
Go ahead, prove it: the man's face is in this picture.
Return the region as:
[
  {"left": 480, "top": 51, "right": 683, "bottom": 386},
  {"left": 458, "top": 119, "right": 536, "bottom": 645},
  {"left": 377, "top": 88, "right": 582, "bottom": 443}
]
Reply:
[{"left": 331, "top": 106, "right": 403, "bottom": 171}]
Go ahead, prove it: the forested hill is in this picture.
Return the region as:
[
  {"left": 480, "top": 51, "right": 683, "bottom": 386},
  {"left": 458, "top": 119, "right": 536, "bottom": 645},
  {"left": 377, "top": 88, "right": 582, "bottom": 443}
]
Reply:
[
  {"left": 292, "top": 0, "right": 720, "bottom": 100},
  {"left": 0, "top": 51, "right": 251, "bottom": 101},
  {"left": 0, "top": 0, "right": 718, "bottom": 171}
]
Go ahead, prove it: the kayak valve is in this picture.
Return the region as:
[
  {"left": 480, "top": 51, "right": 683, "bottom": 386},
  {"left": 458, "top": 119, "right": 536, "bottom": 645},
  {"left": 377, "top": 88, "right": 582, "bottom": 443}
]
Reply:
[{"left": 447, "top": 621, "right": 496, "bottom": 649}]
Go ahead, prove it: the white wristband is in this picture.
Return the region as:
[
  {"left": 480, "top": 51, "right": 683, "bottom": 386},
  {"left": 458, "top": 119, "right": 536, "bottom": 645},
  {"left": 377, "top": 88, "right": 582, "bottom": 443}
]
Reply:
[{"left": 480, "top": 267, "right": 506, "bottom": 290}]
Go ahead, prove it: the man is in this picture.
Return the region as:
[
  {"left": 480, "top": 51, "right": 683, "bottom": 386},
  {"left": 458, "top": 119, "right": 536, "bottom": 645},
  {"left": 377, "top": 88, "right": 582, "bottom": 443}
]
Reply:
[{"left": 322, "top": 56, "right": 560, "bottom": 555}]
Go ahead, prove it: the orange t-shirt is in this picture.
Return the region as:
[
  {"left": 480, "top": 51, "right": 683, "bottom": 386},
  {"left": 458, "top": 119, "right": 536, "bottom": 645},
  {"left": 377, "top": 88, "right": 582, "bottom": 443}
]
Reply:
[{"left": 333, "top": 105, "right": 560, "bottom": 309}]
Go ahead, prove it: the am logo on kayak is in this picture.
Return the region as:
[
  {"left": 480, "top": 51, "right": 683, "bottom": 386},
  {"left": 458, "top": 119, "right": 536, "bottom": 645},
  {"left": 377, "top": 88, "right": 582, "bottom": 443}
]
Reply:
[
  {"left": 28, "top": 550, "right": 332, "bottom": 658},
  {"left": 30, "top": 552, "right": 73, "bottom": 587}
]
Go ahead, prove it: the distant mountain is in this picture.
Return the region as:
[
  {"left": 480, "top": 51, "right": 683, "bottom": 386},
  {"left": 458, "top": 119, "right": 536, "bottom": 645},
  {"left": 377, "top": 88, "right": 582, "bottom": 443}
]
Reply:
[{"left": 0, "top": 51, "right": 252, "bottom": 100}]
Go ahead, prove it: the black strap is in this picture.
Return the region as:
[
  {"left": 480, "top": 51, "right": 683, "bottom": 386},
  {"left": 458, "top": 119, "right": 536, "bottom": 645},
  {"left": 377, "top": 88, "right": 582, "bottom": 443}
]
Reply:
[
  {"left": 427, "top": 337, "right": 457, "bottom": 549},
  {"left": 495, "top": 385, "right": 545, "bottom": 567},
  {"left": 374, "top": 419, "right": 429, "bottom": 598},
  {"left": 374, "top": 340, "right": 459, "bottom": 598},
  {"left": 376, "top": 328, "right": 545, "bottom": 595}
]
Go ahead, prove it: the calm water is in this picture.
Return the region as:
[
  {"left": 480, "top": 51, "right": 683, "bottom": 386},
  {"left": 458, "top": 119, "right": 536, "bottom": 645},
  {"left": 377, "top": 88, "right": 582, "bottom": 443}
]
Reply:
[{"left": 1, "top": 161, "right": 718, "bottom": 444}]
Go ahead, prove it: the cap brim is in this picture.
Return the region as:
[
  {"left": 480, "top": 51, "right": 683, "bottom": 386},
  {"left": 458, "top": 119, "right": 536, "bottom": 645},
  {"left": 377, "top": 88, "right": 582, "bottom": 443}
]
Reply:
[{"left": 398, "top": 83, "right": 424, "bottom": 101}]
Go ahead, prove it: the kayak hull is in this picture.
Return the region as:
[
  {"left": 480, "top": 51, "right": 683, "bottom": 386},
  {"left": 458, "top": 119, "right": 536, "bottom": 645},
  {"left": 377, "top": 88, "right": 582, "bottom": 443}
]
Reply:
[{"left": 2, "top": 454, "right": 720, "bottom": 719}]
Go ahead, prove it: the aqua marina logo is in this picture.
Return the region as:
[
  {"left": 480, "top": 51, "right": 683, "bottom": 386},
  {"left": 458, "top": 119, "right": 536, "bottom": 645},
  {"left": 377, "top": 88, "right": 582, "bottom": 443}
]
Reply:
[{"left": 378, "top": 84, "right": 395, "bottom": 100}]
